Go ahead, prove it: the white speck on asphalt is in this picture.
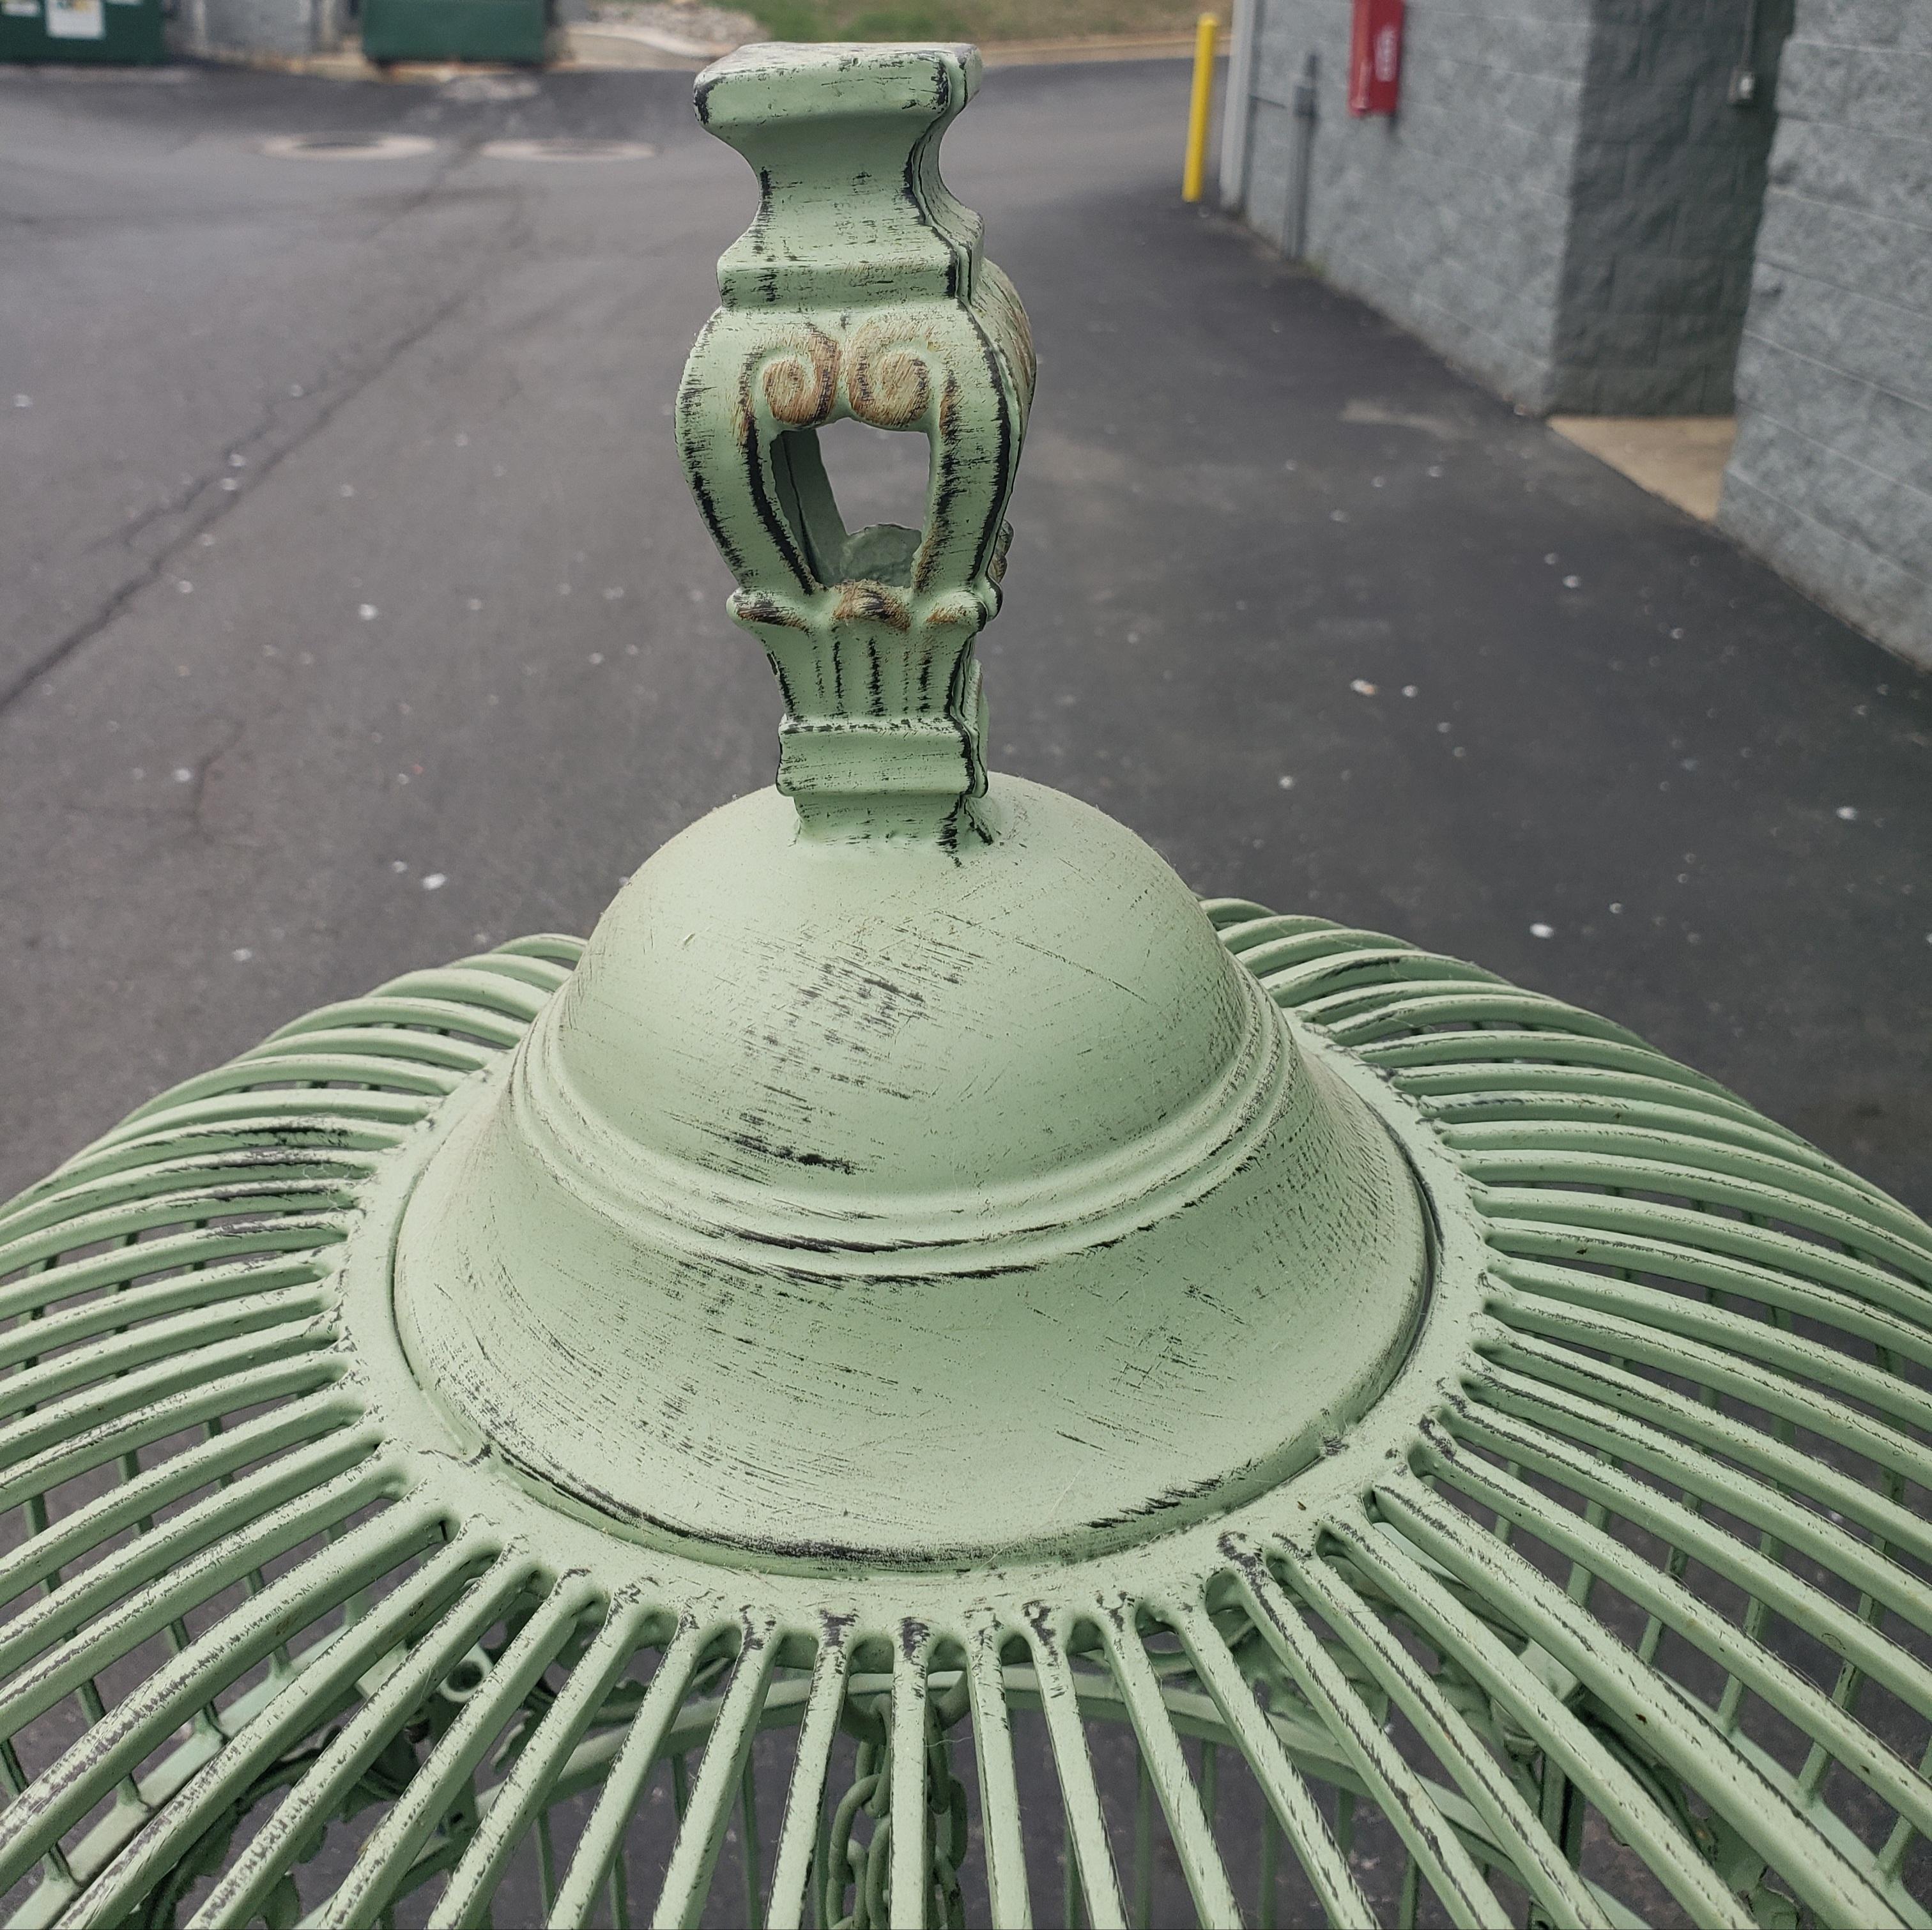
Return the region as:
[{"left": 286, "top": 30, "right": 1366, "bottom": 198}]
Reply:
[
  {"left": 1609, "top": 902, "right": 1623, "bottom": 914},
  {"left": 1563, "top": 576, "right": 1581, "bottom": 589},
  {"left": 176, "top": 580, "right": 192, "bottom": 593},
  {"left": 1402, "top": 684, "right": 1418, "bottom": 697},
  {"left": 422, "top": 873, "right": 446, "bottom": 891},
  {"left": 1350, "top": 679, "right": 1377, "bottom": 696},
  {"left": 626, "top": 644, "right": 639, "bottom": 655},
  {"left": 220, "top": 478, "right": 238, "bottom": 491},
  {"left": 1426, "top": 464, "right": 1443, "bottom": 477},
  {"left": 390, "top": 860, "right": 407, "bottom": 873},
  {"left": 588, "top": 653, "right": 604, "bottom": 665},
  {"left": 1453, "top": 746, "right": 1467, "bottom": 758},
  {"left": 232, "top": 948, "right": 253, "bottom": 962},
  {"left": 603, "top": 586, "right": 625, "bottom": 600},
  {"left": 1544, "top": 553, "right": 1558, "bottom": 565},
  {"left": 1530, "top": 923, "right": 1554, "bottom": 939},
  {"left": 1671, "top": 627, "right": 1684, "bottom": 638},
  {"left": 1277, "top": 775, "right": 1294, "bottom": 789},
  {"left": 473, "top": 931, "right": 491, "bottom": 945},
  {"left": 1836, "top": 806, "right": 1859, "bottom": 820},
  {"left": 467, "top": 598, "right": 482, "bottom": 611},
  {"left": 199, "top": 533, "right": 214, "bottom": 547},
  {"left": 1437, "top": 721, "right": 1452, "bottom": 732},
  {"left": 341, "top": 484, "right": 355, "bottom": 497},
  {"left": 289, "top": 384, "right": 303, "bottom": 397},
  {"left": 227, "top": 454, "right": 245, "bottom": 468},
  {"left": 455, "top": 433, "right": 469, "bottom": 447},
  {"left": 172, "top": 767, "right": 192, "bottom": 783},
  {"left": 358, "top": 604, "right": 378, "bottom": 620},
  {"left": 12, "top": 395, "right": 29, "bottom": 408},
  {"left": 1330, "top": 510, "right": 1348, "bottom": 522},
  {"left": 1371, "top": 475, "right": 1386, "bottom": 488},
  {"left": 132, "top": 767, "right": 144, "bottom": 780},
  {"left": 558, "top": 584, "right": 571, "bottom": 596}
]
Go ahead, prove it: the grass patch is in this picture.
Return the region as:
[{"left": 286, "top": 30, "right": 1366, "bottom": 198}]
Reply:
[{"left": 751, "top": 0, "right": 1206, "bottom": 42}]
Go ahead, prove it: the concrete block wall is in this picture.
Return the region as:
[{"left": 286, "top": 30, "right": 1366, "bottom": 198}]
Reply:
[
  {"left": 1241, "top": 0, "right": 1596, "bottom": 411},
  {"left": 1232, "top": 0, "right": 1788, "bottom": 414},
  {"left": 1718, "top": 0, "right": 1932, "bottom": 663},
  {"left": 1554, "top": 0, "right": 1792, "bottom": 413}
]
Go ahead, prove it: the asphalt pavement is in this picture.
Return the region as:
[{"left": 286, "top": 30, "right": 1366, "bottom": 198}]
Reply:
[{"left": 3, "top": 56, "right": 1929, "bottom": 1218}]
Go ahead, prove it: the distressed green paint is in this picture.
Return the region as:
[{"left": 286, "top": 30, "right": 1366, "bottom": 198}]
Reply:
[
  {"left": 677, "top": 43, "right": 1033, "bottom": 841},
  {"left": 1, "top": 42, "right": 1930, "bottom": 1930}
]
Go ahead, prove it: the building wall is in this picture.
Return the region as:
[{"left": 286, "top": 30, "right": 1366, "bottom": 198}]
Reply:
[
  {"left": 1241, "top": 0, "right": 1593, "bottom": 411},
  {"left": 1554, "top": 0, "right": 1791, "bottom": 413},
  {"left": 1231, "top": 0, "right": 1787, "bottom": 415},
  {"left": 1718, "top": 0, "right": 1932, "bottom": 663}
]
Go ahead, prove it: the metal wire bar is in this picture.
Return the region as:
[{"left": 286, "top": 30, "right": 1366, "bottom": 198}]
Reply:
[
  {"left": 0, "top": 1183, "right": 355, "bottom": 1283},
  {"left": 551, "top": 1618, "right": 709, "bottom": 1927},
  {"left": 1420, "top": 1413, "right": 1932, "bottom": 1842},
  {"left": 1268, "top": 1542, "right": 1613, "bottom": 1930},
  {"left": 656, "top": 1616, "right": 780, "bottom": 1930},
  {"left": 259, "top": 997, "right": 530, "bottom": 1050},
  {"left": 1222, "top": 1540, "right": 1510, "bottom": 1929},
  {"left": 1478, "top": 1185, "right": 1929, "bottom": 1322},
  {"left": 233, "top": 1025, "right": 499, "bottom": 1076},
  {"left": 1486, "top": 1227, "right": 1932, "bottom": 1377},
  {"left": 321, "top": 1575, "right": 604, "bottom": 1926},
  {"left": 1484, "top": 1290, "right": 1932, "bottom": 1502},
  {"left": 1469, "top": 1352, "right": 1932, "bottom": 1636},
  {"left": 1301, "top": 987, "right": 1647, "bottom": 1049},
  {"left": 0, "top": 1390, "right": 356, "bottom": 1607},
  {"left": 1324, "top": 1503, "right": 1759, "bottom": 1929},
  {"left": 767, "top": 1627, "right": 851, "bottom": 1930},
  {"left": 0, "top": 1288, "right": 332, "bottom": 1432},
  {"left": 1459, "top": 1143, "right": 1932, "bottom": 1278},
  {"left": 428, "top": 1599, "right": 653, "bottom": 1930},
  {"left": 139, "top": 1055, "right": 470, "bottom": 1110},
  {"left": 0, "top": 1258, "right": 333, "bottom": 1389},
  {"left": 92, "top": 1091, "right": 436, "bottom": 1154},
  {"left": 1489, "top": 1257, "right": 1932, "bottom": 1436},
  {"left": 0, "top": 1491, "right": 443, "bottom": 1899},
  {"left": 187, "top": 1540, "right": 528, "bottom": 1927},
  {"left": 1025, "top": 1614, "right": 1127, "bottom": 1930},
  {"left": 3, "top": 1127, "right": 402, "bottom": 1218},
  {"left": 0, "top": 1427, "right": 383, "bottom": 1689},
  {"left": 887, "top": 1623, "right": 930, "bottom": 1930},
  {"left": 0, "top": 1454, "right": 402, "bottom": 1750},
  {"left": 58, "top": 1533, "right": 496, "bottom": 1928},
  {"left": 0, "top": 1335, "right": 342, "bottom": 1511},
  {"left": 1358, "top": 1027, "right": 1736, "bottom": 1100},
  {"left": 1094, "top": 1606, "right": 1240, "bottom": 1929},
  {"left": 1167, "top": 1602, "right": 1370, "bottom": 1928},
  {"left": 1370, "top": 1475, "right": 1903, "bottom": 1928},
  {"left": 963, "top": 1618, "right": 1031, "bottom": 1930},
  {"left": 0, "top": 1344, "right": 344, "bottom": 1538},
  {"left": 1393, "top": 1060, "right": 1824, "bottom": 1151}
]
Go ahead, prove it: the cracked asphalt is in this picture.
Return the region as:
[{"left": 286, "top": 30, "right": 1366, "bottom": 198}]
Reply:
[{"left": 3, "top": 57, "right": 1929, "bottom": 1220}]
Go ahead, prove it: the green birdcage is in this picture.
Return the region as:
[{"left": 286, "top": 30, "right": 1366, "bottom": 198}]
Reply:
[{"left": 1, "top": 42, "right": 1928, "bottom": 1930}]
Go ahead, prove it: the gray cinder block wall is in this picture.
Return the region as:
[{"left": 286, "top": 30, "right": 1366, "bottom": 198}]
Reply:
[
  {"left": 1717, "top": 0, "right": 1932, "bottom": 664},
  {"left": 1227, "top": 0, "right": 1789, "bottom": 415}
]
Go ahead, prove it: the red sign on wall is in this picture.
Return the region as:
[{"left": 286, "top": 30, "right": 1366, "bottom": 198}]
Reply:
[{"left": 1348, "top": 0, "right": 1404, "bottom": 116}]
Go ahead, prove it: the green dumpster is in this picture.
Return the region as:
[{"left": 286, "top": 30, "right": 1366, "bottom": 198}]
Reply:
[
  {"left": 0, "top": 0, "right": 164, "bottom": 64},
  {"left": 358, "top": 0, "right": 553, "bottom": 64}
]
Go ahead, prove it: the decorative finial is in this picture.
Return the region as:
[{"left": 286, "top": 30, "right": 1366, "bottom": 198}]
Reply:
[{"left": 677, "top": 42, "right": 1036, "bottom": 841}]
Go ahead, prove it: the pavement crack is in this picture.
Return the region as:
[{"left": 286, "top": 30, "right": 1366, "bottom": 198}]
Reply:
[{"left": 0, "top": 258, "right": 508, "bottom": 719}]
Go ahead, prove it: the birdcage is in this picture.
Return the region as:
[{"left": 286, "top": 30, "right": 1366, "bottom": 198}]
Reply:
[{"left": 1, "top": 40, "right": 1927, "bottom": 1930}]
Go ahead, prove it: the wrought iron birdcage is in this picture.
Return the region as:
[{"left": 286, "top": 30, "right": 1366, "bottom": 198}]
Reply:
[{"left": 1, "top": 40, "right": 1929, "bottom": 1930}]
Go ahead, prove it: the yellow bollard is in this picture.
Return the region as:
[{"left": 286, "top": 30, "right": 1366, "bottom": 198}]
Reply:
[{"left": 1181, "top": 12, "right": 1218, "bottom": 203}]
